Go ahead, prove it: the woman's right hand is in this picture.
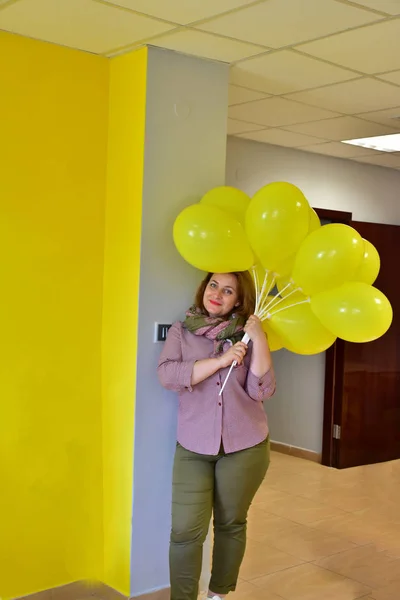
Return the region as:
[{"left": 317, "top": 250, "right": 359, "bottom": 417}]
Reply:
[{"left": 218, "top": 341, "right": 248, "bottom": 369}]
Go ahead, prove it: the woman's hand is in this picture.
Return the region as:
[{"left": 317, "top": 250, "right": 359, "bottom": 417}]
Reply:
[
  {"left": 218, "top": 341, "right": 248, "bottom": 369},
  {"left": 244, "top": 315, "right": 266, "bottom": 344}
]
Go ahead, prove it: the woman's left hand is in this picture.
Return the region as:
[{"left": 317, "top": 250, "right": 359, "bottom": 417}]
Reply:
[{"left": 244, "top": 315, "right": 265, "bottom": 344}]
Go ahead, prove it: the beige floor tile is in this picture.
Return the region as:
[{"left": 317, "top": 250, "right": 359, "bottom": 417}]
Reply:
[
  {"left": 253, "top": 487, "right": 294, "bottom": 508},
  {"left": 235, "top": 578, "right": 257, "bottom": 592},
  {"left": 247, "top": 508, "right": 303, "bottom": 543},
  {"left": 309, "top": 513, "right": 383, "bottom": 547},
  {"left": 240, "top": 538, "right": 304, "bottom": 580},
  {"left": 356, "top": 506, "right": 400, "bottom": 528},
  {"left": 374, "top": 530, "right": 400, "bottom": 558},
  {"left": 369, "top": 580, "right": 400, "bottom": 599},
  {"left": 233, "top": 590, "right": 286, "bottom": 600},
  {"left": 315, "top": 544, "right": 400, "bottom": 589},
  {"left": 256, "top": 492, "right": 346, "bottom": 525},
  {"left": 250, "top": 563, "right": 371, "bottom": 600},
  {"left": 262, "top": 521, "right": 357, "bottom": 562},
  {"left": 300, "top": 486, "right": 376, "bottom": 512},
  {"left": 239, "top": 452, "right": 400, "bottom": 600},
  {"left": 233, "top": 578, "right": 286, "bottom": 599},
  {"left": 54, "top": 583, "right": 99, "bottom": 600}
]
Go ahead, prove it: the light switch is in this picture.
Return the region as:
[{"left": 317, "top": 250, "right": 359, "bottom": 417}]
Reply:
[{"left": 154, "top": 322, "right": 171, "bottom": 342}]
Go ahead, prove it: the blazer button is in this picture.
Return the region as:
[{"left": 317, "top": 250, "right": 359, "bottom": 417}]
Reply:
[
  {"left": 218, "top": 402, "right": 222, "bottom": 406},
  {"left": 217, "top": 382, "right": 220, "bottom": 386}
]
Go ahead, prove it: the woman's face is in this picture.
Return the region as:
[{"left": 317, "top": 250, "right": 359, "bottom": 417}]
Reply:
[{"left": 203, "top": 273, "right": 239, "bottom": 318}]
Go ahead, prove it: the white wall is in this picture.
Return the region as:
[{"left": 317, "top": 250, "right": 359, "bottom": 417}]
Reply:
[
  {"left": 130, "top": 47, "right": 229, "bottom": 596},
  {"left": 226, "top": 136, "right": 400, "bottom": 453}
]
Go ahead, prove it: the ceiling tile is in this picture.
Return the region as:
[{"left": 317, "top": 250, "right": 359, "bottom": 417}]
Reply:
[
  {"left": 288, "top": 78, "right": 400, "bottom": 114},
  {"left": 238, "top": 128, "right": 327, "bottom": 147},
  {"left": 284, "top": 116, "right": 400, "bottom": 141},
  {"left": 378, "top": 70, "right": 400, "bottom": 87},
  {"left": 0, "top": 0, "right": 173, "bottom": 54},
  {"left": 350, "top": 0, "right": 400, "bottom": 15},
  {"left": 358, "top": 106, "right": 400, "bottom": 128},
  {"left": 298, "top": 20, "right": 400, "bottom": 75},
  {"left": 352, "top": 152, "right": 400, "bottom": 168},
  {"left": 227, "top": 118, "right": 266, "bottom": 135},
  {"left": 229, "top": 59, "right": 278, "bottom": 94},
  {"left": 197, "top": 0, "right": 379, "bottom": 49},
  {"left": 230, "top": 50, "right": 357, "bottom": 95},
  {"left": 229, "top": 96, "right": 339, "bottom": 127},
  {"left": 150, "top": 29, "right": 265, "bottom": 62},
  {"left": 102, "top": 0, "right": 258, "bottom": 25},
  {"left": 300, "top": 141, "right": 382, "bottom": 158},
  {"left": 228, "top": 84, "right": 268, "bottom": 106}
]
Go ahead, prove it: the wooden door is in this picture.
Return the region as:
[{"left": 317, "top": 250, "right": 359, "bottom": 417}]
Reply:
[
  {"left": 305, "top": 210, "right": 399, "bottom": 470},
  {"left": 334, "top": 221, "right": 400, "bottom": 468}
]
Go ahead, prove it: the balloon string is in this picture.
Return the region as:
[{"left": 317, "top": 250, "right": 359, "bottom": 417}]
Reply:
[
  {"left": 251, "top": 266, "right": 260, "bottom": 311},
  {"left": 258, "top": 286, "right": 302, "bottom": 320},
  {"left": 221, "top": 268, "right": 274, "bottom": 397},
  {"left": 255, "top": 269, "right": 271, "bottom": 314},
  {"left": 260, "top": 281, "right": 293, "bottom": 313},
  {"left": 254, "top": 270, "right": 269, "bottom": 315},
  {"left": 275, "top": 280, "right": 293, "bottom": 298},
  {"left": 256, "top": 273, "right": 275, "bottom": 316},
  {"left": 268, "top": 298, "right": 310, "bottom": 318},
  {"left": 219, "top": 331, "right": 250, "bottom": 396}
]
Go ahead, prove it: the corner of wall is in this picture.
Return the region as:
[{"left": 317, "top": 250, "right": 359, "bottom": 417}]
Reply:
[{"left": 101, "top": 45, "right": 148, "bottom": 595}]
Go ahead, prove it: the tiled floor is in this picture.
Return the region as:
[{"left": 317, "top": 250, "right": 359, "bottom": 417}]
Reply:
[{"left": 234, "top": 451, "right": 400, "bottom": 600}]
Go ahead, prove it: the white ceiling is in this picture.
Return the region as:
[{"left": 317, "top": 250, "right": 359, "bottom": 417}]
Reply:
[{"left": 2, "top": 0, "right": 400, "bottom": 169}]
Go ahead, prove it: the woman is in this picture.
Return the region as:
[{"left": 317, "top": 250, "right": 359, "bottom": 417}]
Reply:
[{"left": 158, "top": 271, "right": 276, "bottom": 600}]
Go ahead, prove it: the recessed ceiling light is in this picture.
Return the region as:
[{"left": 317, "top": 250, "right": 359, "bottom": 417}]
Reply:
[{"left": 342, "top": 133, "right": 400, "bottom": 153}]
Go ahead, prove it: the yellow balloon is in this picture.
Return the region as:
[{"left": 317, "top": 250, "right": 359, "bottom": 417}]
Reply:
[
  {"left": 273, "top": 210, "right": 319, "bottom": 279},
  {"left": 311, "top": 282, "right": 392, "bottom": 343},
  {"left": 274, "top": 252, "right": 296, "bottom": 278},
  {"left": 276, "top": 276, "right": 306, "bottom": 303},
  {"left": 272, "top": 210, "right": 319, "bottom": 279},
  {"left": 292, "top": 224, "right": 364, "bottom": 296},
  {"left": 245, "top": 182, "right": 310, "bottom": 273},
  {"left": 200, "top": 186, "right": 250, "bottom": 227},
  {"left": 268, "top": 298, "right": 336, "bottom": 355},
  {"left": 263, "top": 318, "right": 284, "bottom": 352},
  {"left": 353, "top": 238, "right": 380, "bottom": 285},
  {"left": 173, "top": 203, "right": 254, "bottom": 272},
  {"left": 309, "top": 207, "right": 321, "bottom": 233}
]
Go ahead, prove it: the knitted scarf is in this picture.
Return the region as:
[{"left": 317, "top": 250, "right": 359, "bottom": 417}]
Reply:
[{"left": 184, "top": 305, "right": 245, "bottom": 355}]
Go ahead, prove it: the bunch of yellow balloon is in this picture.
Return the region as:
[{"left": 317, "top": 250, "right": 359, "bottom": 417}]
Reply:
[
  {"left": 255, "top": 218, "right": 392, "bottom": 354},
  {"left": 173, "top": 186, "right": 254, "bottom": 273},
  {"left": 173, "top": 182, "right": 393, "bottom": 358},
  {"left": 242, "top": 182, "right": 335, "bottom": 355},
  {"left": 292, "top": 224, "right": 392, "bottom": 344}
]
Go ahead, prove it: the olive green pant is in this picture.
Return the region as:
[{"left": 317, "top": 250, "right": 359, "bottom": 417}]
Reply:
[{"left": 170, "top": 438, "right": 270, "bottom": 600}]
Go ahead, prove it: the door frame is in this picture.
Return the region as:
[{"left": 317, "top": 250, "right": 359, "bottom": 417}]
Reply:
[{"left": 314, "top": 208, "right": 352, "bottom": 468}]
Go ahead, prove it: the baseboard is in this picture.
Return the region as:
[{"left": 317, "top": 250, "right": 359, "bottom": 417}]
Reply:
[
  {"left": 15, "top": 581, "right": 170, "bottom": 600},
  {"left": 271, "top": 440, "right": 321, "bottom": 463},
  {"left": 131, "top": 588, "right": 170, "bottom": 600}
]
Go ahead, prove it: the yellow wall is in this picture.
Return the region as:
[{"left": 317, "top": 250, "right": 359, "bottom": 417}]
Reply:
[
  {"left": 0, "top": 32, "right": 108, "bottom": 597},
  {"left": 102, "top": 48, "right": 147, "bottom": 594}
]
